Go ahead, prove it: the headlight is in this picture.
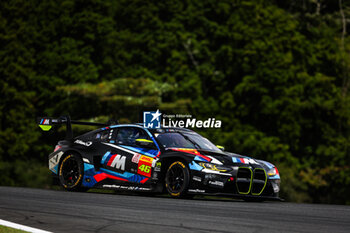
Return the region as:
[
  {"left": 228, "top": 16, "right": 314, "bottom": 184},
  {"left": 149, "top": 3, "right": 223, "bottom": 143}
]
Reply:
[
  {"left": 267, "top": 167, "right": 279, "bottom": 176},
  {"left": 199, "top": 163, "right": 231, "bottom": 172}
]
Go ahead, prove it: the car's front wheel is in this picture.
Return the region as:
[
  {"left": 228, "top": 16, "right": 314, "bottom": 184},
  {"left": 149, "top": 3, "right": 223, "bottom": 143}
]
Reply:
[
  {"left": 58, "top": 154, "right": 85, "bottom": 191},
  {"left": 165, "top": 161, "right": 190, "bottom": 197}
]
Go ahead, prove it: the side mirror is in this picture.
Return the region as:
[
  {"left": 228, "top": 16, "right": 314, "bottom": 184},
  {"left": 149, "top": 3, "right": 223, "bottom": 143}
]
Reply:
[
  {"left": 136, "top": 139, "right": 156, "bottom": 148},
  {"left": 216, "top": 145, "right": 225, "bottom": 151}
]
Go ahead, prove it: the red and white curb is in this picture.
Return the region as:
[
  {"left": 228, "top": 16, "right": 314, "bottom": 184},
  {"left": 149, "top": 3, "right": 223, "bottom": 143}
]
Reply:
[{"left": 0, "top": 219, "right": 52, "bottom": 233}]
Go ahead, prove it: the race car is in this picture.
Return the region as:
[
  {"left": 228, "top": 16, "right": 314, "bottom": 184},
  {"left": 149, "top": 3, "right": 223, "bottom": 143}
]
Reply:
[{"left": 38, "top": 116, "right": 281, "bottom": 200}]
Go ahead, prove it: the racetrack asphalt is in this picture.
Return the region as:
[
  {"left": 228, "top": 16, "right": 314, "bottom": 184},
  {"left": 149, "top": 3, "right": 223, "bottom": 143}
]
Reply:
[{"left": 0, "top": 187, "right": 349, "bottom": 233}]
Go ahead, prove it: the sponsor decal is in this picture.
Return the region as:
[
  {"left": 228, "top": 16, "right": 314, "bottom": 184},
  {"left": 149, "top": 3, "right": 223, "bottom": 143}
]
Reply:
[
  {"left": 107, "top": 154, "right": 126, "bottom": 171},
  {"left": 232, "top": 157, "right": 258, "bottom": 165},
  {"left": 101, "top": 143, "right": 158, "bottom": 176},
  {"left": 144, "top": 109, "right": 161, "bottom": 128},
  {"left": 74, "top": 140, "right": 92, "bottom": 147},
  {"left": 38, "top": 118, "right": 52, "bottom": 131},
  {"left": 193, "top": 176, "right": 202, "bottom": 182},
  {"left": 40, "top": 118, "right": 50, "bottom": 125},
  {"left": 102, "top": 184, "right": 152, "bottom": 191},
  {"left": 138, "top": 164, "right": 151, "bottom": 176},
  {"left": 154, "top": 161, "right": 161, "bottom": 172},
  {"left": 209, "top": 180, "right": 224, "bottom": 187},
  {"left": 140, "top": 155, "right": 153, "bottom": 163},
  {"left": 138, "top": 155, "right": 154, "bottom": 177},
  {"left": 132, "top": 153, "right": 142, "bottom": 163},
  {"left": 188, "top": 189, "right": 205, "bottom": 193}
]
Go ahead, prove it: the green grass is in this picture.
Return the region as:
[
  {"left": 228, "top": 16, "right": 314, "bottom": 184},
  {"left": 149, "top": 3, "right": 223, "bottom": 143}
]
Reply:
[{"left": 0, "top": 225, "right": 27, "bottom": 233}]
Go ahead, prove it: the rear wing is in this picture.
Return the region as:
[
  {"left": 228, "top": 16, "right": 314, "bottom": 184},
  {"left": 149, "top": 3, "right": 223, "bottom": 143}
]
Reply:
[{"left": 37, "top": 115, "right": 113, "bottom": 139}]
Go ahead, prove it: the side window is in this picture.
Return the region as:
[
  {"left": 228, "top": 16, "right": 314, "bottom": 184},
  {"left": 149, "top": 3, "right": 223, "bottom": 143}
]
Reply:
[
  {"left": 95, "top": 130, "right": 110, "bottom": 142},
  {"left": 116, "top": 127, "right": 151, "bottom": 146}
]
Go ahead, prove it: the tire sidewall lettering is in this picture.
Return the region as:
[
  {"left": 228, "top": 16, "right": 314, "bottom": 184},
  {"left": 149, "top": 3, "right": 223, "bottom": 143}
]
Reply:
[
  {"left": 59, "top": 154, "right": 83, "bottom": 190},
  {"left": 166, "top": 161, "right": 189, "bottom": 197}
]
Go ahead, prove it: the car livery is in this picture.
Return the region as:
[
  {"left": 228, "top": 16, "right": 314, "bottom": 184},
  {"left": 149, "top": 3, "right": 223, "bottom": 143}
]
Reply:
[{"left": 39, "top": 116, "right": 281, "bottom": 201}]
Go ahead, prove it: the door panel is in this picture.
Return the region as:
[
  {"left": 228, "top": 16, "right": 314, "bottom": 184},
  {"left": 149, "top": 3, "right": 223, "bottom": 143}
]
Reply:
[{"left": 99, "top": 126, "right": 159, "bottom": 181}]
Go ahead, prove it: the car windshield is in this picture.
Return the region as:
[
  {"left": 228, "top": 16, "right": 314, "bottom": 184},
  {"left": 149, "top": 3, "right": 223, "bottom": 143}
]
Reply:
[{"left": 154, "top": 131, "right": 222, "bottom": 153}]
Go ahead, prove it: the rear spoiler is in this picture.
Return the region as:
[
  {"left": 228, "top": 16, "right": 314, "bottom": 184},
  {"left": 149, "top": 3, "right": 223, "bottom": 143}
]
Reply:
[{"left": 37, "top": 115, "right": 115, "bottom": 139}]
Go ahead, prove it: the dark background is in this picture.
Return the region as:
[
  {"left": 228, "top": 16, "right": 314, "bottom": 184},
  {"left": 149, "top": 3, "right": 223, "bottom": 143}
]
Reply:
[{"left": 1, "top": 0, "right": 349, "bottom": 204}]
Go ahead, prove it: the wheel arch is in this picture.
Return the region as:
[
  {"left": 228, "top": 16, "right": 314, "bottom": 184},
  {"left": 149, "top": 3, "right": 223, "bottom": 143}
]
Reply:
[
  {"left": 60, "top": 149, "right": 83, "bottom": 162},
  {"left": 160, "top": 154, "right": 193, "bottom": 176}
]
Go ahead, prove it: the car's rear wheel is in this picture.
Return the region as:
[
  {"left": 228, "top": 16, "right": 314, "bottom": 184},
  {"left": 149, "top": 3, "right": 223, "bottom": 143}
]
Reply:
[
  {"left": 59, "top": 154, "right": 86, "bottom": 191},
  {"left": 165, "top": 161, "right": 190, "bottom": 197}
]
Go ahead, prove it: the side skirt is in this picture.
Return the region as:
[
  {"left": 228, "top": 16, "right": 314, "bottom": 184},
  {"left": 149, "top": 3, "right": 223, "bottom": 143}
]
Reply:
[{"left": 187, "top": 191, "right": 284, "bottom": 201}]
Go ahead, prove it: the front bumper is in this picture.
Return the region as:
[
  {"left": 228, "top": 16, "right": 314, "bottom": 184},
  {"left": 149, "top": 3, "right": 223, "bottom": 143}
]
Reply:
[{"left": 188, "top": 166, "right": 281, "bottom": 198}]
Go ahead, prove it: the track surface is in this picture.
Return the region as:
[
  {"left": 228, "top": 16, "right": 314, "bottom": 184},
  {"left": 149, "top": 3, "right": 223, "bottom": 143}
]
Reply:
[{"left": 0, "top": 187, "right": 350, "bottom": 233}]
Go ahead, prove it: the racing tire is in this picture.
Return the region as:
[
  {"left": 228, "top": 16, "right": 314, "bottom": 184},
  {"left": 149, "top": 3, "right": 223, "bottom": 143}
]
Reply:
[
  {"left": 58, "top": 154, "right": 86, "bottom": 192},
  {"left": 165, "top": 161, "right": 190, "bottom": 198}
]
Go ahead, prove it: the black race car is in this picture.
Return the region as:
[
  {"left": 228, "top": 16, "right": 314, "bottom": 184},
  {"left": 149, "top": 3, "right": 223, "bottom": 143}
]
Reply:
[{"left": 38, "top": 116, "right": 281, "bottom": 200}]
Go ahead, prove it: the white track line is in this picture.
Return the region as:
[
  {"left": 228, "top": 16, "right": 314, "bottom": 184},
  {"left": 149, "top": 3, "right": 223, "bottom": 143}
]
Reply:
[{"left": 0, "top": 219, "right": 52, "bottom": 233}]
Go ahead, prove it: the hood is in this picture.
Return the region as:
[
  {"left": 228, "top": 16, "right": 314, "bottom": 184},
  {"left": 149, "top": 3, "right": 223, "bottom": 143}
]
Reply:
[{"left": 168, "top": 148, "right": 274, "bottom": 170}]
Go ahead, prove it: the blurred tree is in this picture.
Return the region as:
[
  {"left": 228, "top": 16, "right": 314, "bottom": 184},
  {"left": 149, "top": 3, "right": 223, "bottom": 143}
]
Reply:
[{"left": 56, "top": 78, "right": 190, "bottom": 122}]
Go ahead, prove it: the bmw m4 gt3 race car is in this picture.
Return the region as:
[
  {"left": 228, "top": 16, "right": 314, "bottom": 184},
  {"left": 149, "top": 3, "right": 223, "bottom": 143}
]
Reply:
[{"left": 38, "top": 116, "right": 281, "bottom": 201}]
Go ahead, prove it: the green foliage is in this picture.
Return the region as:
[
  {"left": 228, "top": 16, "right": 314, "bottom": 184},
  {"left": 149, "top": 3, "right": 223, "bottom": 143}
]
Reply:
[
  {"left": 0, "top": 225, "right": 27, "bottom": 233},
  {"left": 55, "top": 78, "right": 190, "bottom": 122},
  {"left": 1, "top": 0, "right": 350, "bottom": 204},
  {"left": 0, "top": 161, "right": 51, "bottom": 188}
]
